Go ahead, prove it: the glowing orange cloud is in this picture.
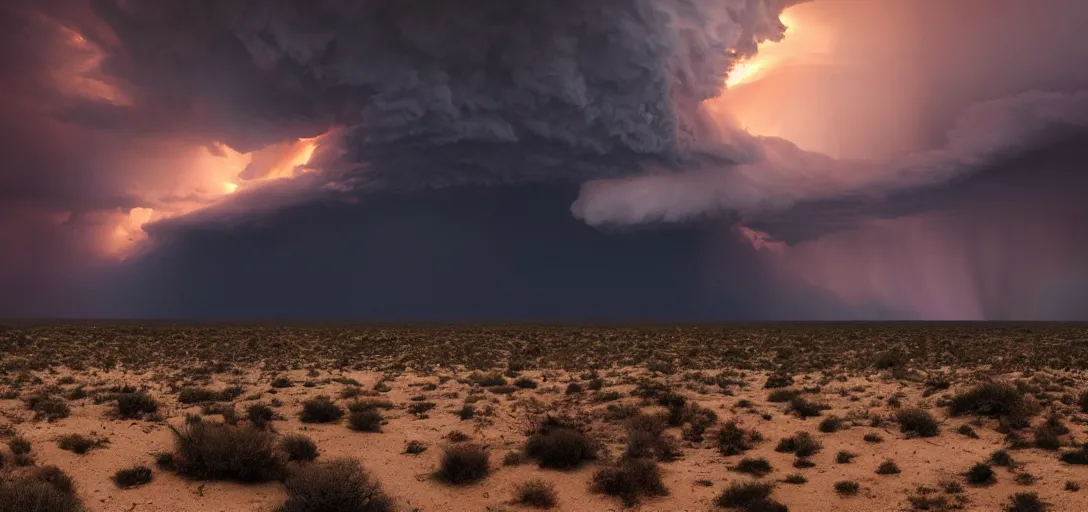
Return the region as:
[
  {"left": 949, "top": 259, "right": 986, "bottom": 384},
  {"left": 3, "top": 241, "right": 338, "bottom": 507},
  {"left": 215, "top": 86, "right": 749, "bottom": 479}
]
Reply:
[
  {"left": 709, "top": 4, "right": 839, "bottom": 155},
  {"left": 48, "top": 27, "right": 330, "bottom": 260},
  {"left": 265, "top": 137, "right": 320, "bottom": 180},
  {"left": 54, "top": 27, "right": 129, "bottom": 106},
  {"left": 723, "top": 11, "right": 816, "bottom": 89},
  {"left": 100, "top": 135, "right": 326, "bottom": 259}
]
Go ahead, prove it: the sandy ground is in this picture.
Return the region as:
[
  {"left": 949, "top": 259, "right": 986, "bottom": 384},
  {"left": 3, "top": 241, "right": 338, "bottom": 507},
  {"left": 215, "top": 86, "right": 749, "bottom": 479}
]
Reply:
[{"left": 2, "top": 365, "right": 1088, "bottom": 511}]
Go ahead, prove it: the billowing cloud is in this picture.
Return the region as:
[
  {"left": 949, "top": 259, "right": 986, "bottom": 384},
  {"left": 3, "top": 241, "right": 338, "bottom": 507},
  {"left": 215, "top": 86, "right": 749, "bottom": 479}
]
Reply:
[
  {"left": 55, "top": 0, "right": 796, "bottom": 185},
  {"left": 3, "top": 0, "right": 1088, "bottom": 319},
  {"left": 571, "top": 90, "right": 1088, "bottom": 236}
]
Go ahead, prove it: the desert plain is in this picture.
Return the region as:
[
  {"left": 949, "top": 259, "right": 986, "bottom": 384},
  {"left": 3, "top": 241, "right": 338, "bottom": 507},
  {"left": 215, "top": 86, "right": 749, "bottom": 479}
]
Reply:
[{"left": 1, "top": 323, "right": 1088, "bottom": 511}]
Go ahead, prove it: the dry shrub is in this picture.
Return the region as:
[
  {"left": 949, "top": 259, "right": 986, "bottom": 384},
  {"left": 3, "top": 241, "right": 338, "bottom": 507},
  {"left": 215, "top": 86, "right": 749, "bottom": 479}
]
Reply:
[
  {"left": 767, "top": 389, "right": 802, "bottom": 403},
  {"left": 177, "top": 387, "right": 240, "bottom": 404},
  {"left": 624, "top": 414, "right": 680, "bottom": 462},
  {"left": 0, "top": 469, "right": 82, "bottom": 512},
  {"left": 1033, "top": 413, "right": 1067, "bottom": 451},
  {"left": 764, "top": 373, "right": 794, "bottom": 389},
  {"left": 115, "top": 392, "right": 159, "bottom": 420},
  {"left": 965, "top": 463, "right": 996, "bottom": 486},
  {"left": 524, "top": 417, "right": 597, "bottom": 469},
  {"left": 876, "top": 459, "right": 901, "bottom": 475},
  {"left": 25, "top": 394, "right": 70, "bottom": 422},
  {"left": 113, "top": 465, "right": 152, "bottom": 489},
  {"left": 170, "top": 422, "right": 284, "bottom": 482},
  {"left": 404, "top": 440, "right": 427, "bottom": 455},
  {"left": 57, "top": 434, "right": 100, "bottom": 455},
  {"left": 836, "top": 451, "right": 857, "bottom": 464},
  {"left": 775, "top": 432, "right": 822, "bottom": 458},
  {"left": 732, "top": 457, "right": 773, "bottom": 477},
  {"left": 591, "top": 457, "right": 668, "bottom": 506},
  {"left": 350, "top": 398, "right": 394, "bottom": 410},
  {"left": 277, "top": 459, "right": 394, "bottom": 512},
  {"left": 299, "top": 396, "right": 344, "bottom": 424},
  {"left": 789, "top": 397, "right": 827, "bottom": 418},
  {"left": 348, "top": 409, "right": 384, "bottom": 433},
  {"left": 717, "top": 420, "right": 763, "bottom": 456},
  {"left": 897, "top": 408, "right": 940, "bottom": 438},
  {"left": 29, "top": 465, "right": 76, "bottom": 495},
  {"left": 625, "top": 427, "right": 681, "bottom": 462},
  {"left": 834, "top": 480, "right": 860, "bottom": 496},
  {"left": 246, "top": 404, "right": 274, "bottom": 429},
  {"left": 281, "top": 434, "right": 320, "bottom": 462},
  {"left": 1005, "top": 492, "right": 1047, "bottom": 512},
  {"left": 991, "top": 449, "right": 1015, "bottom": 468},
  {"left": 950, "top": 382, "right": 1032, "bottom": 427},
  {"left": 435, "top": 444, "right": 489, "bottom": 485},
  {"left": 468, "top": 372, "right": 507, "bottom": 387},
  {"left": 679, "top": 405, "right": 718, "bottom": 442},
  {"left": 514, "top": 479, "right": 558, "bottom": 509},
  {"left": 784, "top": 474, "right": 806, "bottom": 485},
  {"left": 716, "top": 481, "right": 787, "bottom": 511},
  {"left": 8, "top": 435, "right": 31, "bottom": 455},
  {"left": 818, "top": 415, "right": 844, "bottom": 433},
  {"left": 514, "top": 378, "right": 539, "bottom": 390},
  {"left": 1060, "top": 446, "right": 1088, "bottom": 465}
]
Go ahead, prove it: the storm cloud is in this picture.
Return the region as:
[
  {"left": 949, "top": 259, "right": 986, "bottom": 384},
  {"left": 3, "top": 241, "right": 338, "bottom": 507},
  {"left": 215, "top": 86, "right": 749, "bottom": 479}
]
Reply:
[
  {"left": 3, "top": 0, "right": 1088, "bottom": 319},
  {"left": 56, "top": 0, "right": 796, "bottom": 185}
]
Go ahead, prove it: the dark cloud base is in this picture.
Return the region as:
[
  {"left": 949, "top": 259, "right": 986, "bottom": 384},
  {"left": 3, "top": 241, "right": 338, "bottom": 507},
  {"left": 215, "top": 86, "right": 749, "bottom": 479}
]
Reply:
[{"left": 93, "top": 184, "right": 861, "bottom": 321}]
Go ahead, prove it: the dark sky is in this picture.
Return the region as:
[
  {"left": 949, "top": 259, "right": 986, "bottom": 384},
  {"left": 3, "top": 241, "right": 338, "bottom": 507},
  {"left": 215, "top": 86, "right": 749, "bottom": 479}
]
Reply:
[{"left": 2, "top": 0, "right": 1088, "bottom": 320}]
